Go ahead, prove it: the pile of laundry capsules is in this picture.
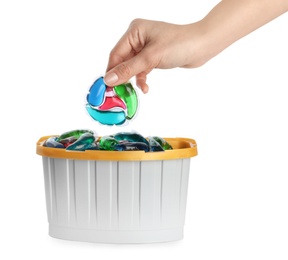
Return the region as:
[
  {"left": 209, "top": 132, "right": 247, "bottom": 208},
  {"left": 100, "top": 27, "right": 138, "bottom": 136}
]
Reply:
[{"left": 44, "top": 129, "right": 173, "bottom": 152}]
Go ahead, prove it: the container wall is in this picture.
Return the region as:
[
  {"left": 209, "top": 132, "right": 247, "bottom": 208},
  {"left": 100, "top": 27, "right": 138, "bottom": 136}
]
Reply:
[{"left": 42, "top": 157, "right": 191, "bottom": 242}]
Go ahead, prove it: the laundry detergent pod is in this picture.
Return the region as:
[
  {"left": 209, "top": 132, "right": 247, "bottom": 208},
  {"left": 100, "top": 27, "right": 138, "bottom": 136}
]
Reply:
[{"left": 86, "top": 77, "right": 139, "bottom": 126}]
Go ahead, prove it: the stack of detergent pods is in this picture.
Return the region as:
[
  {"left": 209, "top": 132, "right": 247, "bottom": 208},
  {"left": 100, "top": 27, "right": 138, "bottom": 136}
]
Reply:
[
  {"left": 44, "top": 129, "right": 173, "bottom": 152},
  {"left": 44, "top": 77, "right": 173, "bottom": 151},
  {"left": 86, "top": 77, "right": 138, "bottom": 126}
]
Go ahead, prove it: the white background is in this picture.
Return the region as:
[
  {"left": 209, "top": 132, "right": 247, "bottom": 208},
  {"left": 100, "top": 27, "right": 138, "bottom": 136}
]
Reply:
[{"left": 0, "top": 0, "right": 287, "bottom": 259}]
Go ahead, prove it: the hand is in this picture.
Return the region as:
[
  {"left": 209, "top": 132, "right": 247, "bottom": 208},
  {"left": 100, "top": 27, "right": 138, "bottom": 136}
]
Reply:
[
  {"left": 104, "top": 19, "right": 206, "bottom": 93},
  {"left": 104, "top": 0, "right": 288, "bottom": 93}
]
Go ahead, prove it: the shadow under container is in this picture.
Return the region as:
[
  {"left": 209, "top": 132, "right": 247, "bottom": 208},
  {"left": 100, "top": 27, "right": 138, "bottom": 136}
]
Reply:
[{"left": 36, "top": 136, "right": 198, "bottom": 244}]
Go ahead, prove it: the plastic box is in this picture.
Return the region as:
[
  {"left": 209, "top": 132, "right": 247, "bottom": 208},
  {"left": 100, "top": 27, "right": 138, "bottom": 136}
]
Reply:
[{"left": 36, "top": 136, "right": 197, "bottom": 244}]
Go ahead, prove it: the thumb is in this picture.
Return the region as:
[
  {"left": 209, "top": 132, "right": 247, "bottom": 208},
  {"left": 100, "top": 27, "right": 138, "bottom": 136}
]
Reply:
[{"left": 104, "top": 63, "right": 131, "bottom": 86}]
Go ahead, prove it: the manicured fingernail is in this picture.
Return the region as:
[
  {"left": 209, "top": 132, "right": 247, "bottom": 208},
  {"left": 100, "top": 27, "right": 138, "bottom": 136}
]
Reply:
[{"left": 104, "top": 73, "right": 118, "bottom": 86}]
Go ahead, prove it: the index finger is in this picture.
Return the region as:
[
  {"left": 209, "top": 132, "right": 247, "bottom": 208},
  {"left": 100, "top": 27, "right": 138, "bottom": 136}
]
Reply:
[{"left": 106, "top": 32, "right": 135, "bottom": 72}]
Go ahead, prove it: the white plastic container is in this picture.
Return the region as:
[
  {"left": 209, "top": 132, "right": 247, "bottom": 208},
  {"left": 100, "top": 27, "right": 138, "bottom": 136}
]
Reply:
[{"left": 36, "top": 136, "right": 197, "bottom": 243}]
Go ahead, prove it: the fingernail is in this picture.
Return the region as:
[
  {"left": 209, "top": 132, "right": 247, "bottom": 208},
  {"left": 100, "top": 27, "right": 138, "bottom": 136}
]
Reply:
[{"left": 104, "top": 73, "right": 118, "bottom": 86}]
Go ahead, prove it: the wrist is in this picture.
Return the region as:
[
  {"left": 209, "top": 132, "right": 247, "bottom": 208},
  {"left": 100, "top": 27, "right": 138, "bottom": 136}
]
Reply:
[{"left": 182, "top": 22, "right": 216, "bottom": 68}]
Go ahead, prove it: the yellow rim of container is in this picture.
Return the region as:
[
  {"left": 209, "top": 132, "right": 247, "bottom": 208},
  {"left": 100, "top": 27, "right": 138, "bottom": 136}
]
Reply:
[{"left": 36, "top": 136, "right": 198, "bottom": 161}]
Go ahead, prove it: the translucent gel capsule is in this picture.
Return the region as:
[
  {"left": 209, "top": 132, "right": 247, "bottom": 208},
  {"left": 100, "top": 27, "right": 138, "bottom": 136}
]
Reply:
[
  {"left": 86, "top": 142, "right": 100, "bottom": 150},
  {"left": 86, "top": 77, "right": 106, "bottom": 106},
  {"left": 147, "top": 137, "right": 164, "bottom": 152},
  {"left": 114, "top": 142, "right": 149, "bottom": 152},
  {"left": 44, "top": 137, "right": 65, "bottom": 148},
  {"left": 66, "top": 133, "right": 96, "bottom": 151},
  {"left": 114, "top": 132, "right": 149, "bottom": 146},
  {"left": 58, "top": 129, "right": 94, "bottom": 141},
  {"left": 114, "top": 82, "right": 138, "bottom": 119},
  {"left": 86, "top": 105, "right": 126, "bottom": 125},
  {"left": 58, "top": 136, "right": 78, "bottom": 148},
  {"left": 152, "top": 136, "right": 173, "bottom": 150},
  {"left": 99, "top": 96, "right": 126, "bottom": 110},
  {"left": 99, "top": 136, "right": 119, "bottom": 151}
]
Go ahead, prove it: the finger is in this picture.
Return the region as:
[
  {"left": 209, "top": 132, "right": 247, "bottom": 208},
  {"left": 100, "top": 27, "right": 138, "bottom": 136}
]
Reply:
[
  {"left": 104, "top": 48, "right": 155, "bottom": 86},
  {"left": 106, "top": 33, "right": 134, "bottom": 72},
  {"left": 106, "top": 19, "right": 149, "bottom": 72},
  {"left": 136, "top": 72, "right": 149, "bottom": 94},
  {"left": 106, "top": 19, "right": 146, "bottom": 73}
]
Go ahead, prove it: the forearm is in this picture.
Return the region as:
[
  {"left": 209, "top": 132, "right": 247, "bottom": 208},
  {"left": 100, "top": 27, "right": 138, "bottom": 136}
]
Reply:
[{"left": 194, "top": 0, "right": 288, "bottom": 64}]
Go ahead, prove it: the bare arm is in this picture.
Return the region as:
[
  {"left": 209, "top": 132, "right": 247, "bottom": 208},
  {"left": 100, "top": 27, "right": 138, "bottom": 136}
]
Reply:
[{"left": 195, "top": 0, "right": 288, "bottom": 65}]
